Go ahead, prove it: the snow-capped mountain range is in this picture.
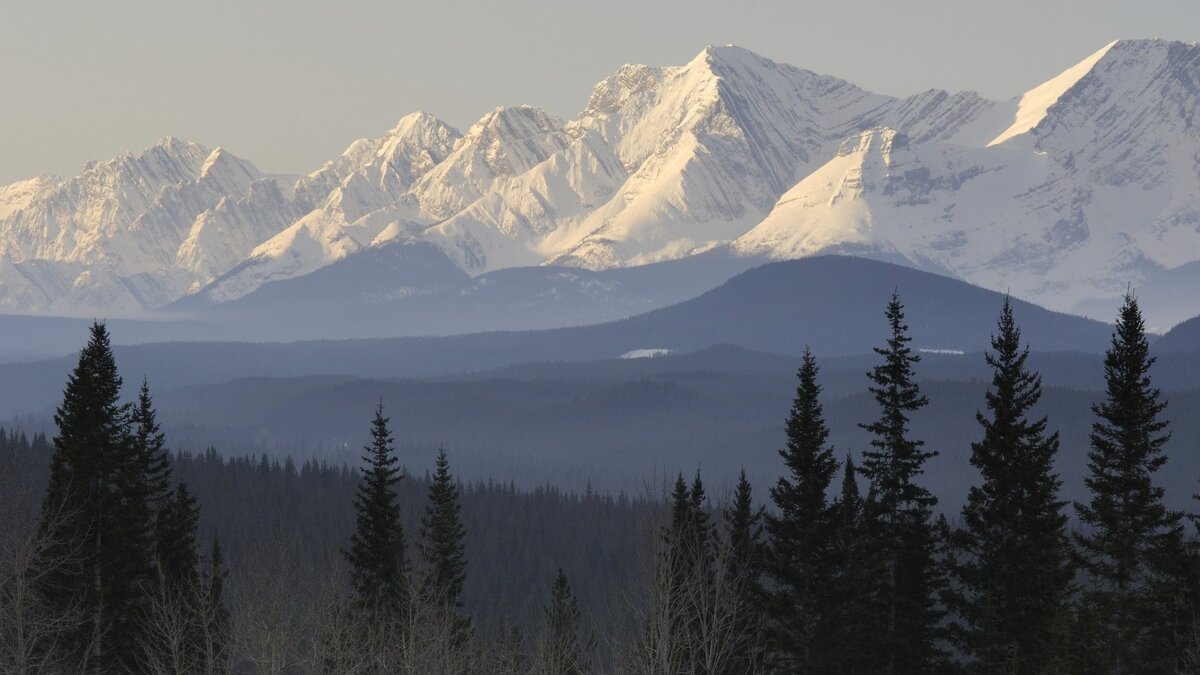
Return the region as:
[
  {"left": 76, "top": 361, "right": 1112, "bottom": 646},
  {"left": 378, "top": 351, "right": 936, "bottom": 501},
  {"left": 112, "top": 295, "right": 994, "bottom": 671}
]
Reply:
[{"left": 3, "top": 39, "right": 1199, "bottom": 326}]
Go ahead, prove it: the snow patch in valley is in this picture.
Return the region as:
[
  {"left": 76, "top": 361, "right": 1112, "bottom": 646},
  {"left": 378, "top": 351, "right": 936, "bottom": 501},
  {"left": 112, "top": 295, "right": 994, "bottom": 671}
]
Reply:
[{"left": 620, "top": 348, "right": 672, "bottom": 359}]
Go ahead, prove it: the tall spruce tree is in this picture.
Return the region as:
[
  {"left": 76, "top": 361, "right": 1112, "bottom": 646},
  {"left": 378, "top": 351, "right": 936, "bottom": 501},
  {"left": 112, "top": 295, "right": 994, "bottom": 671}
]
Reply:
[
  {"left": 130, "top": 379, "right": 171, "bottom": 514},
  {"left": 724, "top": 470, "right": 765, "bottom": 674},
  {"left": 155, "top": 482, "right": 201, "bottom": 589},
  {"left": 764, "top": 347, "right": 838, "bottom": 671},
  {"left": 131, "top": 379, "right": 180, "bottom": 594},
  {"left": 665, "top": 471, "right": 715, "bottom": 596},
  {"left": 951, "top": 299, "right": 1072, "bottom": 673},
  {"left": 1075, "top": 293, "right": 1187, "bottom": 671},
  {"left": 668, "top": 472, "right": 710, "bottom": 555},
  {"left": 669, "top": 473, "right": 692, "bottom": 538},
  {"left": 345, "top": 403, "right": 408, "bottom": 613},
  {"left": 725, "top": 470, "right": 763, "bottom": 591},
  {"left": 858, "top": 293, "right": 948, "bottom": 672},
  {"left": 688, "top": 471, "right": 714, "bottom": 571},
  {"left": 823, "top": 456, "right": 880, "bottom": 674},
  {"left": 35, "top": 322, "right": 155, "bottom": 671},
  {"left": 419, "top": 447, "right": 468, "bottom": 611},
  {"left": 532, "top": 569, "right": 594, "bottom": 675}
]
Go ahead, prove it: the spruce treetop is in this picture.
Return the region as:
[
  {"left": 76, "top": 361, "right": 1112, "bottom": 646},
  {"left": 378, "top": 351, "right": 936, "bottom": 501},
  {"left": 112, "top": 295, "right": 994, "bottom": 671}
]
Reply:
[
  {"left": 953, "top": 298, "right": 1072, "bottom": 671},
  {"left": 771, "top": 347, "right": 837, "bottom": 522},
  {"left": 345, "top": 402, "right": 408, "bottom": 610},
  {"left": 1077, "top": 293, "right": 1179, "bottom": 584},
  {"left": 420, "top": 446, "right": 467, "bottom": 609},
  {"left": 859, "top": 292, "right": 936, "bottom": 513}
]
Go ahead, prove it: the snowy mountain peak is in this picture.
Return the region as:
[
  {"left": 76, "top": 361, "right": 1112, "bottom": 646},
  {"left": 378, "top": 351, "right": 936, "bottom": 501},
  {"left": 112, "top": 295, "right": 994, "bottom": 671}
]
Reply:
[
  {"left": 1028, "top": 38, "right": 1200, "bottom": 177},
  {"left": 379, "top": 112, "right": 460, "bottom": 157},
  {"left": 409, "top": 105, "right": 570, "bottom": 219},
  {"left": 460, "top": 106, "right": 566, "bottom": 174},
  {"left": 197, "top": 147, "right": 259, "bottom": 185},
  {"left": 693, "top": 43, "right": 769, "bottom": 70},
  {"left": 986, "top": 38, "right": 1200, "bottom": 149},
  {"left": 988, "top": 40, "right": 1117, "bottom": 146},
  {"left": 153, "top": 135, "right": 200, "bottom": 153},
  {"left": 387, "top": 110, "right": 451, "bottom": 134},
  {"left": 374, "top": 111, "right": 460, "bottom": 183}
]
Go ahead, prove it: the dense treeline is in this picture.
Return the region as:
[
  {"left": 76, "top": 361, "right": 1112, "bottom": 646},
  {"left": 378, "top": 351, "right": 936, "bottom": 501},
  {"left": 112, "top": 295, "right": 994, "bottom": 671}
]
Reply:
[
  {"left": 0, "top": 429, "right": 656, "bottom": 645},
  {"left": 2, "top": 293, "right": 1200, "bottom": 673}
]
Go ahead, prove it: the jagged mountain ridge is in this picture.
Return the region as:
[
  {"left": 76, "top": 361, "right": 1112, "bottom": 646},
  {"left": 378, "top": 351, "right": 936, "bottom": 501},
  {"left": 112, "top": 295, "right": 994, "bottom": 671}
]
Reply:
[
  {"left": 0, "top": 138, "right": 303, "bottom": 312},
  {"left": 733, "top": 39, "right": 1200, "bottom": 319},
  {"left": 2, "top": 39, "right": 1198, "bottom": 325}
]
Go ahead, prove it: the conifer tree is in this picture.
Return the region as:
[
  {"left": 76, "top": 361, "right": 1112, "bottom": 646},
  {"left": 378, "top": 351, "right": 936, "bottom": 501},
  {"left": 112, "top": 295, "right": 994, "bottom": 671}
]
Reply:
[
  {"left": 668, "top": 473, "right": 697, "bottom": 554},
  {"left": 130, "top": 378, "right": 171, "bottom": 513},
  {"left": 664, "top": 472, "right": 715, "bottom": 594},
  {"left": 723, "top": 470, "right": 765, "bottom": 674},
  {"left": 1075, "top": 293, "right": 1188, "bottom": 670},
  {"left": 823, "top": 456, "right": 880, "bottom": 674},
  {"left": 532, "top": 569, "right": 594, "bottom": 675},
  {"left": 688, "top": 471, "right": 714, "bottom": 573},
  {"left": 858, "top": 293, "right": 948, "bottom": 672},
  {"left": 128, "top": 378, "right": 172, "bottom": 616},
  {"left": 419, "top": 447, "right": 468, "bottom": 612},
  {"left": 110, "top": 428, "right": 159, "bottom": 672},
  {"left": 35, "top": 322, "right": 155, "bottom": 671},
  {"left": 345, "top": 403, "right": 408, "bottom": 613},
  {"left": 951, "top": 299, "right": 1072, "bottom": 673},
  {"left": 684, "top": 471, "right": 717, "bottom": 621},
  {"left": 764, "top": 347, "right": 838, "bottom": 671},
  {"left": 155, "top": 482, "right": 201, "bottom": 589},
  {"left": 725, "top": 470, "right": 763, "bottom": 590}
]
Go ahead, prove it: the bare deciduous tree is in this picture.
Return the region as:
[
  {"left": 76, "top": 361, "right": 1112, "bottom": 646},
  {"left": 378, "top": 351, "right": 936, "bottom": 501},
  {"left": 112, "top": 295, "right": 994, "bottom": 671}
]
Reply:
[
  {"left": 0, "top": 491, "right": 91, "bottom": 674},
  {"left": 140, "top": 572, "right": 233, "bottom": 675},
  {"left": 618, "top": 483, "right": 767, "bottom": 675},
  {"left": 488, "top": 621, "right": 526, "bottom": 675},
  {"left": 395, "top": 576, "right": 476, "bottom": 675},
  {"left": 304, "top": 562, "right": 410, "bottom": 675},
  {"left": 229, "top": 537, "right": 313, "bottom": 675}
]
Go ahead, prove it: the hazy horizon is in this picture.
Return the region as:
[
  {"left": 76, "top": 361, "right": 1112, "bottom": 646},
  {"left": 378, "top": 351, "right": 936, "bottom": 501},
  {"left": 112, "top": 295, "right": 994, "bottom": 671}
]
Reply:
[{"left": 2, "top": 0, "right": 1198, "bottom": 184}]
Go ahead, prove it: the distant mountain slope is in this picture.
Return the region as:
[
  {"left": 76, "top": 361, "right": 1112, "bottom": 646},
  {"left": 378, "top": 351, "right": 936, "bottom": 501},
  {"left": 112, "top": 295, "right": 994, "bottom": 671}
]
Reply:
[
  {"left": 1154, "top": 314, "right": 1200, "bottom": 353},
  {"left": 167, "top": 246, "right": 759, "bottom": 340},
  {"left": 0, "top": 256, "right": 1114, "bottom": 416},
  {"left": 583, "top": 256, "right": 1114, "bottom": 356}
]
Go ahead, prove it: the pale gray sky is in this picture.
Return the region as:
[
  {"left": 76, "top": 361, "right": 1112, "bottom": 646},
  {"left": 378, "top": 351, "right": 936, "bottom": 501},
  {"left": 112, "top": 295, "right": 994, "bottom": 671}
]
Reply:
[{"left": 2, "top": 0, "right": 1197, "bottom": 184}]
